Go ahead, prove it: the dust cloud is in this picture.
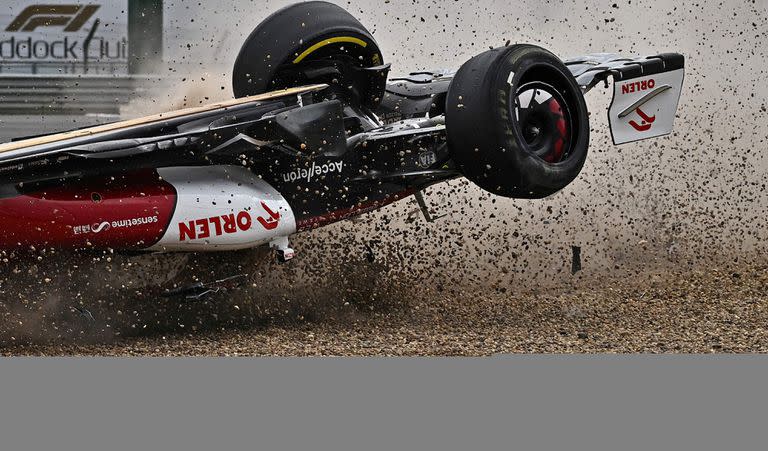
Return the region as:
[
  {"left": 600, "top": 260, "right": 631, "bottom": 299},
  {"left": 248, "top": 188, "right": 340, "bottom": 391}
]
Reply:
[{"left": 152, "top": 0, "right": 768, "bottom": 283}]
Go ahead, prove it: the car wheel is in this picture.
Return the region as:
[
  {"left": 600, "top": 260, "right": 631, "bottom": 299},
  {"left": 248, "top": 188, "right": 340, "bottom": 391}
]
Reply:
[
  {"left": 445, "top": 44, "right": 590, "bottom": 198},
  {"left": 233, "top": 1, "right": 388, "bottom": 108}
]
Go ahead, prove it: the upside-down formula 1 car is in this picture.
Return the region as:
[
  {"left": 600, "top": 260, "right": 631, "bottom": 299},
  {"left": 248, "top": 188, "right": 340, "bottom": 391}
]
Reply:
[{"left": 0, "top": 2, "right": 684, "bottom": 268}]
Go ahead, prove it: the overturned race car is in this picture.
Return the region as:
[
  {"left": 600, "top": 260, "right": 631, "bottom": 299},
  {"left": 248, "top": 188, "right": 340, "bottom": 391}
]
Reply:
[{"left": 0, "top": 2, "right": 684, "bottom": 278}]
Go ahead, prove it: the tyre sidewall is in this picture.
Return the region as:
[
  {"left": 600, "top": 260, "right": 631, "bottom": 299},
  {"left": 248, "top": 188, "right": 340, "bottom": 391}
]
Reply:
[
  {"left": 447, "top": 45, "right": 590, "bottom": 198},
  {"left": 233, "top": 1, "right": 382, "bottom": 99}
]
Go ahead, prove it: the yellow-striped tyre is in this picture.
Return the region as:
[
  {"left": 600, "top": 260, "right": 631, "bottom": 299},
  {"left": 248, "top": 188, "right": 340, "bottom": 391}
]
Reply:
[{"left": 233, "top": 1, "right": 386, "bottom": 108}]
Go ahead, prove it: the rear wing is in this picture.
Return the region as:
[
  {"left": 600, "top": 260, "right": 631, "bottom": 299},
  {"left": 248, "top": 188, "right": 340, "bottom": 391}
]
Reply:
[{"left": 566, "top": 53, "right": 684, "bottom": 145}]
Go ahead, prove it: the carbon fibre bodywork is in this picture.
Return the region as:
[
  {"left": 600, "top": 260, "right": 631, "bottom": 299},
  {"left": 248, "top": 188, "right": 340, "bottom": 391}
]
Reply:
[{"left": 0, "top": 51, "right": 683, "bottom": 253}]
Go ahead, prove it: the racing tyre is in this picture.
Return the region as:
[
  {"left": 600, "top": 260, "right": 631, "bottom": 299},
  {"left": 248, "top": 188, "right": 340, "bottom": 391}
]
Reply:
[
  {"left": 233, "top": 1, "right": 387, "bottom": 108},
  {"left": 446, "top": 44, "right": 590, "bottom": 198}
]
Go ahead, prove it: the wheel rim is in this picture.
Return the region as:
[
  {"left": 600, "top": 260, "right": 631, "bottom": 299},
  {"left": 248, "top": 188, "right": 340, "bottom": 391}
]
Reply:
[{"left": 512, "top": 81, "right": 573, "bottom": 163}]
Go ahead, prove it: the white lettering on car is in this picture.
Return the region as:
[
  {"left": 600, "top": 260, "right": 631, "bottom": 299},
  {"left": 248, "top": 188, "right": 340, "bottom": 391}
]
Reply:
[{"left": 282, "top": 161, "right": 343, "bottom": 183}]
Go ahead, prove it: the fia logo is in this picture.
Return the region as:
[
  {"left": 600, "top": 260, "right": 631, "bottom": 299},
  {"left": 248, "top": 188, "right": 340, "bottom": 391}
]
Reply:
[{"left": 418, "top": 150, "right": 437, "bottom": 168}]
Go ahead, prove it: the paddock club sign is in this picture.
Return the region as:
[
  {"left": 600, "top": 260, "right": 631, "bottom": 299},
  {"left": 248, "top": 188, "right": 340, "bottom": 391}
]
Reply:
[{"left": 0, "top": 1, "right": 128, "bottom": 73}]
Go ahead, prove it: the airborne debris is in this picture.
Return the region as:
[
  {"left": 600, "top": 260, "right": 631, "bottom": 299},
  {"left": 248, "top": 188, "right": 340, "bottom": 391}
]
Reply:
[
  {"left": 72, "top": 306, "right": 95, "bottom": 322},
  {"left": 571, "top": 246, "right": 582, "bottom": 275},
  {"left": 162, "top": 274, "right": 249, "bottom": 301}
]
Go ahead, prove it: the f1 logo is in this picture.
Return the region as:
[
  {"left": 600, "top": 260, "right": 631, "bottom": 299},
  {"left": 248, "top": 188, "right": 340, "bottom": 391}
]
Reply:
[
  {"left": 5, "top": 4, "right": 100, "bottom": 32},
  {"left": 628, "top": 107, "right": 656, "bottom": 132},
  {"left": 257, "top": 202, "right": 281, "bottom": 230}
]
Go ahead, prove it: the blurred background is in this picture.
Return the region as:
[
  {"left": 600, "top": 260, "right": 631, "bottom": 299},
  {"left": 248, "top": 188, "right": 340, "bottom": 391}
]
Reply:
[{"left": 1, "top": 0, "right": 767, "bottom": 288}]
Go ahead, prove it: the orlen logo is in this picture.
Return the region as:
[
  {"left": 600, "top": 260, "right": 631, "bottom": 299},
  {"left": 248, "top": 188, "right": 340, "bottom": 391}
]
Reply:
[
  {"left": 179, "top": 211, "right": 252, "bottom": 241},
  {"left": 257, "top": 202, "right": 280, "bottom": 230},
  {"left": 621, "top": 78, "right": 656, "bottom": 95},
  {"left": 628, "top": 107, "right": 656, "bottom": 132},
  {"left": 5, "top": 4, "right": 100, "bottom": 32},
  {"left": 178, "top": 204, "right": 282, "bottom": 241}
]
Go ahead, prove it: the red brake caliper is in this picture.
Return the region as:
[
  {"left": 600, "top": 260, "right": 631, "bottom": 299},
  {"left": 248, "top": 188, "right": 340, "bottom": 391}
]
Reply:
[{"left": 545, "top": 99, "right": 568, "bottom": 163}]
